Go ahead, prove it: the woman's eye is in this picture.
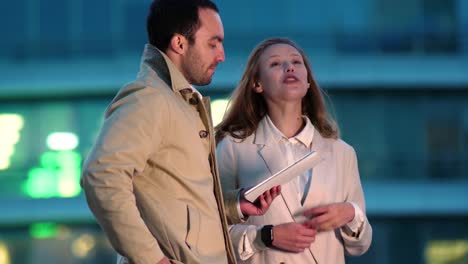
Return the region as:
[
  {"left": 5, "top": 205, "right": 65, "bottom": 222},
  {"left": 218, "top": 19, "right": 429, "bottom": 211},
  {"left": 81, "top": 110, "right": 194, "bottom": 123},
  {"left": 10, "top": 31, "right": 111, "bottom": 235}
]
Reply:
[{"left": 270, "top": 62, "right": 279, "bottom": 67}]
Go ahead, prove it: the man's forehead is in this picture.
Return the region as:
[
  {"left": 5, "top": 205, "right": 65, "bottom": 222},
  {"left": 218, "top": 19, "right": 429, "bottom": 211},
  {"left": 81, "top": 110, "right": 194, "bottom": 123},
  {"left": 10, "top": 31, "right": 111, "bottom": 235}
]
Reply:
[{"left": 196, "top": 8, "right": 224, "bottom": 39}]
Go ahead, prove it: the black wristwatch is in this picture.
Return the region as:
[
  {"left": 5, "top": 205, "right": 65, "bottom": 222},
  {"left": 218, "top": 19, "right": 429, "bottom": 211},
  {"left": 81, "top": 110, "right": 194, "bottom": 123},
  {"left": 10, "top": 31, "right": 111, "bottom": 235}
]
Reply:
[{"left": 260, "top": 225, "right": 274, "bottom": 248}]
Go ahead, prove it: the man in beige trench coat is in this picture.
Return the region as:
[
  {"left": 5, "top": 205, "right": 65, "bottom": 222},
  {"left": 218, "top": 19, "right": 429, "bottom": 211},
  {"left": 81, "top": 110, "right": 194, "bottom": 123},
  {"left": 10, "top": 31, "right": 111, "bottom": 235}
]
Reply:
[{"left": 81, "top": 1, "right": 280, "bottom": 264}]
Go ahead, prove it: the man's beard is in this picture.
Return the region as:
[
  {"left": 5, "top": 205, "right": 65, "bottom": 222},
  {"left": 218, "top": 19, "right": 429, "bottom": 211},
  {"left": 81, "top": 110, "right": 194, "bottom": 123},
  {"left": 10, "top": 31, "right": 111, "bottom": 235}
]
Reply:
[{"left": 183, "top": 48, "right": 214, "bottom": 86}]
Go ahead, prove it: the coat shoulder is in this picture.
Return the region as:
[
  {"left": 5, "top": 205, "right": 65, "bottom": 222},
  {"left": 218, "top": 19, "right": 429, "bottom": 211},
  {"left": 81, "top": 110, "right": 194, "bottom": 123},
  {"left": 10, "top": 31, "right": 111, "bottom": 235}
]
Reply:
[
  {"left": 328, "top": 138, "right": 357, "bottom": 162},
  {"left": 334, "top": 138, "right": 355, "bottom": 152}
]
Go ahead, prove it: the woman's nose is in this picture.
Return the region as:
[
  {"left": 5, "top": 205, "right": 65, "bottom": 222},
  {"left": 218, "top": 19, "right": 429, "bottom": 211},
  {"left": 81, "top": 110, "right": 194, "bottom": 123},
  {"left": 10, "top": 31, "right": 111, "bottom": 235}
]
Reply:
[{"left": 285, "top": 62, "right": 294, "bottom": 72}]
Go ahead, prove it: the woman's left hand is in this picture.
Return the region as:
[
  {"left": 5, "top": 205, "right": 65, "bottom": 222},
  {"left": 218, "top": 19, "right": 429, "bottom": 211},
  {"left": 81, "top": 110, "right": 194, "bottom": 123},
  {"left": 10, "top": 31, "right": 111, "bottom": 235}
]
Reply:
[{"left": 302, "top": 202, "right": 355, "bottom": 232}]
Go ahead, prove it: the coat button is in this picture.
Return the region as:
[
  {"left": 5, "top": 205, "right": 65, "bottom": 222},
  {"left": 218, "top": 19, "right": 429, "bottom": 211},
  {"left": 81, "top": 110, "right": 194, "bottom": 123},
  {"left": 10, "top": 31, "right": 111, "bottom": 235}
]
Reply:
[
  {"left": 189, "top": 96, "right": 199, "bottom": 105},
  {"left": 199, "top": 130, "right": 208, "bottom": 138}
]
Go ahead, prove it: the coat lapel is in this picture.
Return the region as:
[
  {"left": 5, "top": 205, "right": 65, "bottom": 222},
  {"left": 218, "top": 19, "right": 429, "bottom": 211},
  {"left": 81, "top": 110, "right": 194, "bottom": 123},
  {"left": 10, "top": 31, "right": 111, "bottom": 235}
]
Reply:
[
  {"left": 254, "top": 120, "right": 303, "bottom": 223},
  {"left": 200, "top": 96, "right": 213, "bottom": 133},
  {"left": 301, "top": 132, "right": 332, "bottom": 209},
  {"left": 255, "top": 119, "right": 320, "bottom": 263}
]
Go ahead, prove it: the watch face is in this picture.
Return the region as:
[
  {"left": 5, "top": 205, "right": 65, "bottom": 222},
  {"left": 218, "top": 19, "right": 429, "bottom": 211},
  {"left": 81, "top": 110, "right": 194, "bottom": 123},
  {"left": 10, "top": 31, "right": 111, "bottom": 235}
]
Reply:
[{"left": 261, "top": 225, "right": 274, "bottom": 247}]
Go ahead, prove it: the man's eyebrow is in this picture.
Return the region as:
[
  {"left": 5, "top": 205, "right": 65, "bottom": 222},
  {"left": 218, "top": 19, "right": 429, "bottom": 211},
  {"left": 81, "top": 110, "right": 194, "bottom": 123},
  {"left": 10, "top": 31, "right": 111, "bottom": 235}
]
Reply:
[{"left": 210, "top": 36, "right": 224, "bottom": 42}]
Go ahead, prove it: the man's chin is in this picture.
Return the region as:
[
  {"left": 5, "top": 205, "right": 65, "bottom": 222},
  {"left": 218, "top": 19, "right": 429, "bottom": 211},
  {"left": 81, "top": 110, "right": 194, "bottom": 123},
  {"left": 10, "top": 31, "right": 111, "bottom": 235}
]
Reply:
[
  {"left": 200, "top": 80, "right": 212, "bottom": 86},
  {"left": 194, "top": 76, "right": 213, "bottom": 86}
]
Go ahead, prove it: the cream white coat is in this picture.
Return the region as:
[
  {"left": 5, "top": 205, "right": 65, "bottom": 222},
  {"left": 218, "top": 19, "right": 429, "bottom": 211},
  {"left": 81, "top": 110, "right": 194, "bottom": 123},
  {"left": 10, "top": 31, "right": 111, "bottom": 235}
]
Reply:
[{"left": 218, "top": 119, "right": 372, "bottom": 264}]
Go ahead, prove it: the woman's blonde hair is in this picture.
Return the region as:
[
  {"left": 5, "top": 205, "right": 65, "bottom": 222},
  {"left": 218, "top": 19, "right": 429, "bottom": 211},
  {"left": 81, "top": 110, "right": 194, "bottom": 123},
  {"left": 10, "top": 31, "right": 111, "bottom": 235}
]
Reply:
[{"left": 215, "top": 37, "right": 338, "bottom": 143}]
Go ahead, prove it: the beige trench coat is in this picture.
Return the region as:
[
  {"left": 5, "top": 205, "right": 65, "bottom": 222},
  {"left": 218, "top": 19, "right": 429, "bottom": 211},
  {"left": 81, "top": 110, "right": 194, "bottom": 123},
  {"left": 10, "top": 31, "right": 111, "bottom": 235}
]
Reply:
[{"left": 81, "top": 44, "right": 236, "bottom": 264}]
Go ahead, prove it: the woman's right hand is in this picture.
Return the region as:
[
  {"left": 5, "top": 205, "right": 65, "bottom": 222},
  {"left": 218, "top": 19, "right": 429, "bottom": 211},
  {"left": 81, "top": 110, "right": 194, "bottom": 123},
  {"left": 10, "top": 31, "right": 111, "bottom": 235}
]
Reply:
[
  {"left": 240, "top": 185, "right": 281, "bottom": 216},
  {"left": 271, "top": 222, "right": 317, "bottom": 252}
]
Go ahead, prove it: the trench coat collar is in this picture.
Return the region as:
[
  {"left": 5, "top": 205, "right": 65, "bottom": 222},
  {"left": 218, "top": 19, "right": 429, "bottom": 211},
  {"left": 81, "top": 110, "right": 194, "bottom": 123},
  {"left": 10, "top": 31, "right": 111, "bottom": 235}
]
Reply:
[{"left": 139, "top": 43, "right": 193, "bottom": 94}]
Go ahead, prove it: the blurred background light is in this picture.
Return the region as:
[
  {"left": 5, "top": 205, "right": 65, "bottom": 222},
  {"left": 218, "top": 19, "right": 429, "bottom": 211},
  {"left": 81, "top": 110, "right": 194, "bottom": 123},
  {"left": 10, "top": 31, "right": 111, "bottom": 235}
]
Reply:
[
  {"left": 0, "top": 241, "right": 11, "bottom": 264},
  {"left": 46, "top": 132, "right": 79, "bottom": 151},
  {"left": 0, "top": 114, "right": 24, "bottom": 130},
  {"left": 72, "top": 234, "right": 96, "bottom": 258},
  {"left": 211, "top": 99, "right": 229, "bottom": 127},
  {"left": 425, "top": 240, "right": 468, "bottom": 264},
  {"left": 23, "top": 150, "right": 82, "bottom": 198},
  {"left": 30, "top": 223, "right": 59, "bottom": 240},
  {"left": 0, "top": 114, "right": 24, "bottom": 170}
]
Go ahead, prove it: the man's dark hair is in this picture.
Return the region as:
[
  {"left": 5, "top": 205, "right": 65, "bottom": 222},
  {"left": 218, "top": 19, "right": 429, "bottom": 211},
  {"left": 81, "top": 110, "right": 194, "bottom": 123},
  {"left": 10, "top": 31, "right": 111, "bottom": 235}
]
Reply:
[{"left": 147, "top": 0, "right": 219, "bottom": 52}]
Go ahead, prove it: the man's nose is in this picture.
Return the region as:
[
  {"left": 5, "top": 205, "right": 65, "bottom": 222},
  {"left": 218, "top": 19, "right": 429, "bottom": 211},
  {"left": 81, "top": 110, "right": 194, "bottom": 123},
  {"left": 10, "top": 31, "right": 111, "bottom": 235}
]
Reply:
[{"left": 217, "top": 45, "right": 225, "bottom": 62}]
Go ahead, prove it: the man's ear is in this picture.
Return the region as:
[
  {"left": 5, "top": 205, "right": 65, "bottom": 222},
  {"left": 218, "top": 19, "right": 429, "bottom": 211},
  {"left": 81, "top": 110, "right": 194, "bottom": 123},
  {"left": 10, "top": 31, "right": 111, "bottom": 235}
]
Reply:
[{"left": 169, "top": 34, "right": 187, "bottom": 55}]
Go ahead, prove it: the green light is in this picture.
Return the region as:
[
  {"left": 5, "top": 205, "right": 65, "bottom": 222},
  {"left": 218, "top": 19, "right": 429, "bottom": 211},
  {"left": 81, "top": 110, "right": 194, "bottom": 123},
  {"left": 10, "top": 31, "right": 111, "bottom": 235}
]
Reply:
[
  {"left": 24, "top": 150, "right": 82, "bottom": 198},
  {"left": 0, "top": 114, "right": 24, "bottom": 170},
  {"left": 24, "top": 130, "right": 82, "bottom": 198},
  {"left": 41, "top": 151, "right": 59, "bottom": 168},
  {"left": 211, "top": 99, "right": 229, "bottom": 127},
  {"left": 29, "top": 222, "right": 58, "bottom": 239},
  {"left": 47, "top": 132, "right": 79, "bottom": 151},
  {"left": 24, "top": 168, "right": 58, "bottom": 198},
  {"left": 57, "top": 151, "right": 81, "bottom": 197},
  {"left": 57, "top": 151, "right": 81, "bottom": 167}
]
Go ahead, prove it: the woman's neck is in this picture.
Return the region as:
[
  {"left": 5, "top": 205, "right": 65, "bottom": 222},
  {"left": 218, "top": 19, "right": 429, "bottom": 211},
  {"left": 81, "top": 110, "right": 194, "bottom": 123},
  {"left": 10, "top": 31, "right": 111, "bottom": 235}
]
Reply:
[{"left": 267, "top": 105, "right": 304, "bottom": 138}]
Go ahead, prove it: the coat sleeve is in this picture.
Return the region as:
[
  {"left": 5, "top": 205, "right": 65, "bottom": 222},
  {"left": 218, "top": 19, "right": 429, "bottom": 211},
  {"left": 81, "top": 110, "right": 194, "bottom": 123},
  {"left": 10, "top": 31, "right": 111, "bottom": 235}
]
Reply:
[
  {"left": 81, "top": 87, "right": 166, "bottom": 264},
  {"left": 340, "top": 145, "right": 373, "bottom": 256},
  {"left": 217, "top": 137, "right": 244, "bottom": 224},
  {"left": 217, "top": 137, "right": 266, "bottom": 260}
]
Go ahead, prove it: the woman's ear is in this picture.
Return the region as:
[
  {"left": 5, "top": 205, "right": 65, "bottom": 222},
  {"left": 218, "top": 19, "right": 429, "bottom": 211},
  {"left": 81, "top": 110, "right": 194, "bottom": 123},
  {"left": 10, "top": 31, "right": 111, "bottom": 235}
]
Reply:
[
  {"left": 169, "top": 34, "right": 187, "bottom": 55},
  {"left": 253, "top": 81, "right": 263, "bottom": 93}
]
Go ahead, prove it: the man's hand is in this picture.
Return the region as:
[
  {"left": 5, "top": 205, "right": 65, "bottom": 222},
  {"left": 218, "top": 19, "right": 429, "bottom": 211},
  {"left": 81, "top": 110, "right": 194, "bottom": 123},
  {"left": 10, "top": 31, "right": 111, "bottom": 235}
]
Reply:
[
  {"left": 157, "top": 257, "right": 171, "bottom": 264},
  {"left": 271, "top": 222, "right": 317, "bottom": 252},
  {"left": 239, "top": 186, "right": 281, "bottom": 216},
  {"left": 303, "top": 202, "right": 355, "bottom": 232}
]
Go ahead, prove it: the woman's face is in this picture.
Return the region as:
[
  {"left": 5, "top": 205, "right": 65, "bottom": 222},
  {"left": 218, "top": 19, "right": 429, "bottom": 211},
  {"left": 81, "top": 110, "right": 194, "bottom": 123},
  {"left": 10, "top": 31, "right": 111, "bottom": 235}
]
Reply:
[{"left": 255, "top": 43, "right": 309, "bottom": 105}]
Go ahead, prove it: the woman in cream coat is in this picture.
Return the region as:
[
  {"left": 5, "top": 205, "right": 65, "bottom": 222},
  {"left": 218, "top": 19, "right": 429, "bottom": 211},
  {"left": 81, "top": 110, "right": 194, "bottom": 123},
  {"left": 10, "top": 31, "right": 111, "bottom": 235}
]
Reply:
[{"left": 216, "top": 38, "right": 372, "bottom": 264}]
